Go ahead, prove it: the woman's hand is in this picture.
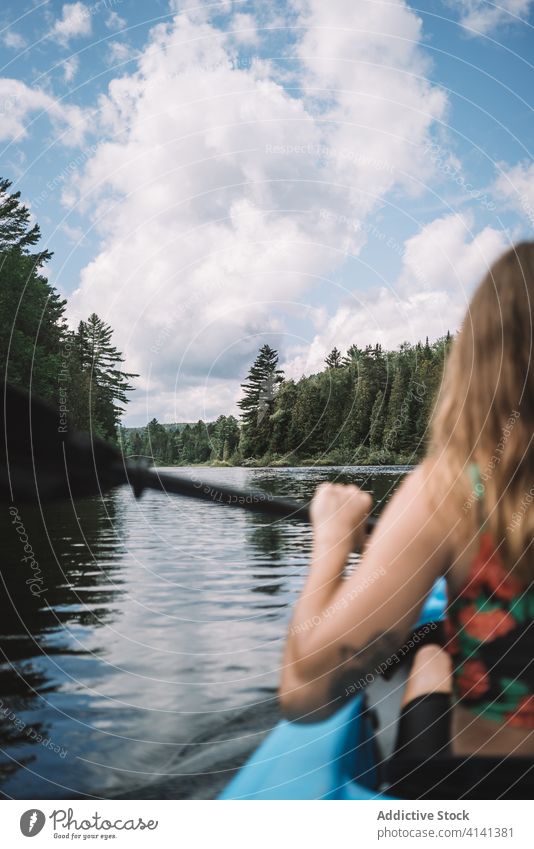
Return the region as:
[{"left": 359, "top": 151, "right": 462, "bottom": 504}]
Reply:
[{"left": 310, "top": 482, "right": 372, "bottom": 554}]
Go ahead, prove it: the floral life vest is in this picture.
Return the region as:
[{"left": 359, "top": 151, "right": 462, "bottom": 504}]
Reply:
[{"left": 446, "top": 464, "right": 534, "bottom": 728}]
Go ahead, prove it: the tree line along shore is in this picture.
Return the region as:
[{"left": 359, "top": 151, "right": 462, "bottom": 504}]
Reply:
[
  {"left": 0, "top": 178, "right": 136, "bottom": 441},
  {"left": 1, "top": 176, "right": 451, "bottom": 467},
  {"left": 121, "top": 337, "right": 452, "bottom": 468}
]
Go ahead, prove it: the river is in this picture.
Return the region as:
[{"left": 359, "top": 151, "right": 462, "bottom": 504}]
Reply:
[{"left": 0, "top": 465, "right": 410, "bottom": 799}]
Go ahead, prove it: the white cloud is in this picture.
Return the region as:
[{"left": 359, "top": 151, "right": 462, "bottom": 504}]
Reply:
[
  {"left": 61, "top": 221, "right": 85, "bottom": 242},
  {"left": 49, "top": 2, "right": 92, "bottom": 45},
  {"left": 292, "top": 0, "right": 448, "bottom": 204},
  {"left": 230, "top": 13, "right": 260, "bottom": 45},
  {"left": 454, "top": 0, "right": 533, "bottom": 35},
  {"left": 66, "top": 1, "right": 449, "bottom": 420},
  {"left": 2, "top": 30, "right": 27, "bottom": 50},
  {"left": 62, "top": 55, "right": 80, "bottom": 83},
  {"left": 284, "top": 213, "right": 509, "bottom": 377},
  {"left": 106, "top": 10, "right": 127, "bottom": 31},
  {"left": 494, "top": 159, "right": 534, "bottom": 230},
  {"left": 168, "top": 0, "right": 233, "bottom": 12},
  {"left": 106, "top": 40, "right": 137, "bottom": 65},
  {"left": 397, "top": 212, "right": 508, "bottom": 295},
  {"left": 0, "top": 77, "right": 87, "bottom": 145}
]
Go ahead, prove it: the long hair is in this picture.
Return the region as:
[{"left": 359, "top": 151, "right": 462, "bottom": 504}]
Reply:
[{"left": 429, "top": 242, "right": 534, "bottom": 581}]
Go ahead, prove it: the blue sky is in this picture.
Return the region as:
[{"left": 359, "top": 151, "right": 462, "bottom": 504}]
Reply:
[{"left": 1, "top": 0, "right": 533, "bottom": 424}]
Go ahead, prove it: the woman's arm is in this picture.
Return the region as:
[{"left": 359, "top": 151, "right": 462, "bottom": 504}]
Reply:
[{"left": 279, "top": 462, "right": 453, "bottom": 722}]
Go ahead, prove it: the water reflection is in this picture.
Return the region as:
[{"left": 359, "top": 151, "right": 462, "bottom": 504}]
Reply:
[
  {"left": 0, "top": 466, "right": 407, "bottom": 799},
  {"left": 0, "top": 493, "right": 124, "bottom": 797}
]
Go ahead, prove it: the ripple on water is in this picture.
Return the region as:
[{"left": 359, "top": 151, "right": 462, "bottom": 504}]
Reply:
[{"left": 0, "top": 465, "right": 407, "bottom": 797}]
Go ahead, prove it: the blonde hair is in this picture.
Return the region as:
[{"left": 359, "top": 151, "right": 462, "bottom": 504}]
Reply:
[{"left": 429, "top": 242, "right": 534, "bottom": 581}]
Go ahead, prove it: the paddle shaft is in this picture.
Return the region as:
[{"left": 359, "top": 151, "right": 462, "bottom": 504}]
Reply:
[
  {"left": 124, "top": 462, "right": 377, "bottom": 535},
  {"left": 1, "top": 380, "right": 377, "bottom": 536}
]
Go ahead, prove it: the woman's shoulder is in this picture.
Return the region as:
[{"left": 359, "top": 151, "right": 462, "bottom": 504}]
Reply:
[
  {"left": 395, "top": 458, "right": 465, "bottom": 559},
  {"left": 379, "top": 459, "right": 454, "bottom": 549},
  {"left": 410, "top": 456, "right": 472, "bottom": 516},
  {"left": 365, "top": 459, "right": 454, "bottom": 583},
  {"left": 397, "top": 458, "right": 447, "bottom": 508},
  {"left": 411, "top": 457, "right": 483, "bottom": 588}
]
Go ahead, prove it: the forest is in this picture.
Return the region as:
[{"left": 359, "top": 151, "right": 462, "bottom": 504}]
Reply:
[
  {"left": 0, "top": 178, "right": 135, "bottom": 440},
  {"left": 1, "top": 175, "right": 451, "bottom": 467},
  {"left": 121, "top": 336, "right": 452, "bottom": 467}
]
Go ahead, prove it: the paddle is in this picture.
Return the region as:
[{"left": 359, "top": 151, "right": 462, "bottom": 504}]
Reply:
[{"left": 0, "top": 382, "right": 376, "bottom": 534}]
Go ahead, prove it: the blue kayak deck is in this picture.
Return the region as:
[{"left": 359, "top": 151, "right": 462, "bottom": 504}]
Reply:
[{"left": 220, "top": 579, "right": 447, "bottom": 800}]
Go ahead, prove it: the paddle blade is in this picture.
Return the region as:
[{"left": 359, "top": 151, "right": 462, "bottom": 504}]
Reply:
[{"left": 0, "top": 382, "right": 126, "bottom": 503}]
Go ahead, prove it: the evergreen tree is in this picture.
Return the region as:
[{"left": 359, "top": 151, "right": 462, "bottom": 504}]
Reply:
[
  {"left": 369, "top": 389, "right": 386, "bottom": 452},
  {"left": 169, "top": 429, "right": 184, "bottom": 464},
  {"left": 0, "top": 179, "right": 66, "bottom": 401},
  {"left": 129, "top": 430, "right": 144, "bottom": 458},
  {"left": 0, "top": 178, "right": 136, "bottom": 437},
  {"left": 180, "top": 424, "right": 195, "bottom": 463},
  {"left": 269, "top": 379, "right": 298, "bottom": 456},
  {"left": 238, "top": 345, "right": 284, "bottom": 457},
  {"left": 120, "top": 333, "right": 450, "bottom": 468},
  {"left": 342, "top": 345, "right": 386, "bottom": 451},
  {"left": 381, "top": 344, "right": 415, "bottom": 455},
  {"left": 144, "top": 418, "right": 168, "bottom": 464},
  {"left": 211, "top": 415, "right": 240, "bottom": 461},
  {"left": 191, "top": 420, "right": 211, "bottom": 463},
  {"left": 342, "top": 344, "right": 361, "bottom": 366},
  {"left": 75, "top": 313, "right": 137, "bottom": 440},
  {"left": 325, "top": 347, "right": 342, "bottom": 369},
  {"left": 0, "top": 177, "right": 47, "bottom": 258},
  {"left": 320, "top": 366, "right": 352, "bottom": 455}
]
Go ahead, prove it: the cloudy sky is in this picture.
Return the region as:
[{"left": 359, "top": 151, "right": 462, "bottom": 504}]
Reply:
[{"left": 1, "top": 0, "right": 533, "bottom": 424}]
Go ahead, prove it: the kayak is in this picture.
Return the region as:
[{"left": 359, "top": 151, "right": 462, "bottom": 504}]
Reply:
[{"left": 220, "top": 578, "right": 447, "bottom": 800}]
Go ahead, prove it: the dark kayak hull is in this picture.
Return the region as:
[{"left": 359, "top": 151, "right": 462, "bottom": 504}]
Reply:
[{"left": 220, "top": 578, "right": 447, "bottom": 800}]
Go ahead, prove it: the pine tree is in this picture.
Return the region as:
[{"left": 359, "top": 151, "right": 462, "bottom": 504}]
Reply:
[
  {"left": 75, "top": 313, "right": 137, "bottom": 440},
  {"left": 144, "top": 418, "right": 168, "bottom": 464},
  {"left": 124, "top": 334, "right": 452, "bottom": 467},
  {"left": 0, "top": 177, "right": 48, "bottom": 259},
  {"left": 342, "top": 344, "right": 361, "bottom": 366},
  {"left": 341, "top": 345, "right": 386, "bottom": 451},
  {"left": 320, "top": 366, "right": 352, "bottom": 455},
  {"left": 0, "top": 178, "right": 139, "bottom": 440},
  {"left": 382, "top": 344, "right": 414, "bottom": 455},
  {"left": 211, "top": 415, "right": 240, "bottom": 461},
  {"left": 269, "top": 379, "right": 298, "bottom": 455},
  {"left": 0, "top": 179, "right": 66, "bottom": 400},
  {"left": 369, "top": 390, "right": 386, "bottom": 452},
  {"left": 325, "top": 347, "right": 342, "bottom": 368},
  {"left": 170, "top": 429, "right": 184, "bottom": 464},
  {"left": 181, "top": 424, "right": 194, "bottom": 462},
  {"left": 129, "top": 430, "right": 144, "bottom": 458},
  {"left": 289, "top": 374, "right": 325, "bottom": 457},
  {"left": 238, "top": 345, "right": 284, "bottom": 458}
]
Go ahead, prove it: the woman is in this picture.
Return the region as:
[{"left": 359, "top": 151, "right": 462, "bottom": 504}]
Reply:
[{"left": 279, "top": 242, "right": 534, "bottom": 799}]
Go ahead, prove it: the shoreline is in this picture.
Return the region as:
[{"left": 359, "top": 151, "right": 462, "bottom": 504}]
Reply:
[{"left": 144, "top": 460, "right": 419, "bottom": 470}]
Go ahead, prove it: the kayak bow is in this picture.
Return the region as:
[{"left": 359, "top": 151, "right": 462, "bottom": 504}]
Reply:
[{"left": 220, "top": 579, "right": 447, "bottom": 800}]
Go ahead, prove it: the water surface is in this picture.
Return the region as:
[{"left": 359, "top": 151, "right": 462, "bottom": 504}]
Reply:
[{"left": 0, "top": 466, "right": 409, "bottom": 798}]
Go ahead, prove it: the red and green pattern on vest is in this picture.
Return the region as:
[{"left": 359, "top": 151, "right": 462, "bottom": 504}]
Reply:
[{"left": 445, "top": 465, "right": 534, "bottom": 729}]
